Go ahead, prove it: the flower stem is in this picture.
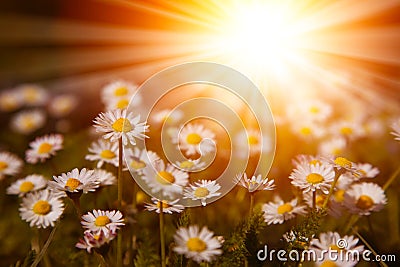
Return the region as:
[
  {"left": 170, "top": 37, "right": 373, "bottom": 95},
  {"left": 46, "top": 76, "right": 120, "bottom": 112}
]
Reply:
[
  {"left": 95, "top": 251, "right": 109, "bottom": 267},
  {"left": 159, "top": 201, "right": 166, "bottom": 267},
  {"left": 249, "top": 192, "right": 255, "bottom": 217},
  {"left": 322, "top": 171, "right": 343, "bottom": 209},
  {"left": 312, "top": 191, "right": 316, "bottom": 210},
  {"left": 31, "top": 221, "right": 59, "bottom": 267},
  {"left": 383, "top": 165, "right": 400, "bottom": 191},
  {"left": 117, "top": 137, "right": 123, "bottom": 267}
]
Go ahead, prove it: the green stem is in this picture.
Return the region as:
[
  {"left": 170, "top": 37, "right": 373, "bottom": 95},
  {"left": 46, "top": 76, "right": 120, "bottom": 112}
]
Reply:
[
  {"left": 95, "top": 251, "right": 109, "bottom": 267},
  {"left": 31, "top": 221, "right": 59, "bottom": 267},
  {"left": 383, "top": 165, "right": 400, "bottom": 191},
  {"left": 343, "top": 214, "right": 359, "bottom": 234},
  {"left": 159, "top": 202, "right": 166, "bottom": 267},
  {"left": 117, "top": 137, "right": 123, "bottom": 267},
  {"left": 312, "top": 191, "right": 316, "bottom": 210},
  {"left": 353, "top": 230, "right": 388, "bottom": 267},
  {"left": 249, "top": 193, "right": 255, "bottom": 217},
  {"left": 322, "top": 171, "right": 343, "bottom": 209}
]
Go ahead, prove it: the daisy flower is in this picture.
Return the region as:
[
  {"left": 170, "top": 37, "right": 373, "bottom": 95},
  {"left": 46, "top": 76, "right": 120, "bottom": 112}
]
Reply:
[
  {"left": 0, "top": 151, "right": 23, "bottom": 180},
  {"left": 16, "top": 84, "right": 49, "bottom": 107},
  {"left": 105, "top": 96, "right": 132, "bottom": 110},
  {"left": 10, "top": 109, "right": 46, "bottom": 135},
  {"left": 302, "top": 190, "right": 342, "bottom": 218},
  {"left": 76, "top": 229, "right": 117, "bottom": 253},
  {"left": 390, "top": 119, "right": 400, "bottom": 142},
  {"left": 151, "top": 109, "right": 183, "bottom": 125},
  {"left": 318, "top": 137, "right": 346, "bottom": 156},
  {"left": 330, "top": 120, "right": 365, "bottom": 141},
  {"left": 25, "top": 134, "right": 64, "bottom": 164},
  {"left": 262, "top": 197, "right": 307, "bottom": 225},
  {"left": 93, "top": 169, "right": 117, "bottom": 186},
  {"left": 48, "top": 94, "right": 77, "bottom": 117},
  {"left": 310, "top": 231, "right": 364, "bottom": 267},
  {"left": 144, "top": 198, "right": 184, "bottom": 214},
  {"left": 234, "top": 128, "right": 272, "bottom": 157},
  {"left": 7, "top": 174, "right": 47, "bottom": 196},
  {"left": 353, "top": 162, "right": 379, "bottom": 179},
  {"left": 183, "top": 180, "right": 221, "bottom": 206},
  {"left": 19, "top": 189, "right": 64, "bottom": 228},
  {"left": 85, "top": 139, "right": 119, "bottom": 168},
  {"left": 101, "top": 80, "right": 140, "bottom": 106},
  {"left": 48, "top": 168, "right": 99, "bottom": 195},
  {"left": 322, "top": 156, "right": 360, "bottom": 175},
  {"left": 343, "top": 182, "right": 387, "bottom": 216},
  {"left": 287, "top": 100, "right": 332, "bottom": 122},
  {"left": 125, "top": 147, "right": 160, "bottom": 174},
  {"left": 175, "top": 123, "right": 216, "bottom": 156},
  {"left": 0, "top": 89, "right": 23, "bottom": 112},
  {"left": 234, "top": 173, "right": 275, "bottom": 193},
  {"left": 142, "top": 160, "right": 189, "bottom": 198},
  {"left": 93, "top": 109, "right": 148, "bottom": 146},
  {"left": 292, "top": 154, "right": 324, "bottom": 168},
  {"left": 81, "top": 209, "right": 125, "bottom": 235},
  {"left": 175, "top": 158, "right": 206, "bottom": 172},
  {"left": 290, "top": 121, "right": 325, "bottom": 141},
  {"left": 173, "top": 225, "right": 222, "bottom": 263},
  {"left": 289, "top": 162, "right": 335, "bottom": 194}
]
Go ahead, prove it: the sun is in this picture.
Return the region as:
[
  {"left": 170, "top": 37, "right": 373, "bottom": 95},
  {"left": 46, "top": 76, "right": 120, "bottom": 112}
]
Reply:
[{"left": 213, "top": 1, "right": 304, "bottom": 77}]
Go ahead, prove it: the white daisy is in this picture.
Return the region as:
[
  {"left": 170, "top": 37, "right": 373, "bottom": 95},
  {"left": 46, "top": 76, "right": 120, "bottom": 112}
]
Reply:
[
  {"left": 151, "top": 109, "right": 183, "bottom": 125},
  {"left": 330, "top": 120, "right": 365, "bottom": 141},
  {"left": 287, "top": 100, "right": 332, "bottom": 122},
  {"left": 289, "top": 161, "right": 335, "bottom": 194},
  {"left": 76, "top": 229, "right": 117, "bottom": 253},
  {"left": 183, "top": 180, "right": 221, "bottom": 206},
  {"left": 48, "top": 94, "right": 77, "bottom": 118},
  {"left": 81, "top": 209, "right": 125, "bottom": 235},
  {"left": 343, "top": 182, "right": 387, "bottom": 216},
  {"left": 390, "top": 119, "right": 400, "bottom": 142},
  {"left": 234, "top": 173, "right": 275, "bottom": 193},
  {"left": 105, "top": 96, "right": 132, "bottom": 110},
  {"left": 101, "top": 80, "right": 140, "bottom": 107},
  {"left": 302, "top": 190, "right": 342, "bottom": 218},
  {"left": 310, "top": 231, "right": 364, "bottom": 267},
  {"left": 353, "top": 162, "right": 379, "bottom": 179},
  {"left": 318, "top": 137, "right": 347, "bottom": 156},
  {"left": 10, "top": 109, "right": 46, "bottom": 135},
  {"left": 25, "top": 134, "right": 64, "bottom": 164},
  {"left": 93, "top": 109, "right": 148, "bottom": 146},
  {"left": 175, "top": 123, "right": 216, "bottom": 156},
  {"left": 7, "top": 174, "right": 47, "bottom": 196},
  {"left": 16, "top": 84, "right": 49, "bottom": 107},
  {"left": 125, "top": 147, "right": 160, "bottom": 174},
  {"left": 291, "top": 121, "right": 325, "bottom": 141},
  {"left": 262, "top": 197, "right": 307, "bottom": 225},
  {"left": 0, "top": 151, "right": 23, "bottom": 180},
  {"left": 175, "top": 158, "right": 206, "bottom": 172},
  {"left": 234, "top": 128, "right": 272, "bottom": 157},
  {"left": 322, "top": 156, "right": 360, "bottom": 175},
  {"left": 19, "top": 189, "right": 64, "bottom": 228},
  {"left": 173, "top": 225, "right": 222, "bottom": 263},
  {"left": 85, "top": 139, "right": 119, "bottom": 168},
  {"left": 0, "top": 89, "right": 23, "bottom": 112},
  {"left": 48, "top": 168, "right": 99, "bottom": 195},
  {"left": 292, "top": 154, "right": 324, "bottom": 168},
  {"left": 93, "top": 169, "right": 117, "bottom": 186},
  {"left": 142, "top": 160, "right": 189, "bottom": 198},
  {"left": 144, "top": 198, "right": 184, "bottom": 214}
]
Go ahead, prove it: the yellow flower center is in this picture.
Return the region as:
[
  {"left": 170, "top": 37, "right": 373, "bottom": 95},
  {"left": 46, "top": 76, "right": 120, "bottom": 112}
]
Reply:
[
  {"left": 309, "top": 106, "right": 320, "bottom": 114},
  {"left": 300, "top": 127, "right": 312, "bottom": 135},
  {"left": 340, "top": 127, "right": 353, "bottom": 135},
  {"left": 186, "top": 237, "right": 207, "bottom": 252},
  {"left": 100, "top": 149, "right": 116, "bottom": 159},
  {"left": 316, "top": 195, "right": 325, "bottom": 207},
  {"left": 114, "top": 86, "right": 128, "bottom": 96},
  {"left": 0, "top": 161, "right": 8, "bottom": 171},
  {"left": 65, "top": 178, "right": 81, "bottom": 191},
  {"left": 356, "top": 195, "right": 374, "bottom": 210},
  {"left": 277, "top": 203, "right": 293, "bottom": 214},
  {"left": 180, "top": 160, "right": 194, "bottom": 169},
  {"left": 329, "top": 244, "right": 344, "bottom": 251},
  {"left": 95, "top": 215, "right": 111, "bottom": 226},
  {"left": 24, "top": 88, "right": 39, "bottom": 102},
  {"left": 116, "top": 99, "right": 129, "bottom": 109},
  {"left": 38, "top": 142, "right": 53, "bottom": 154},
  {"left": 112, "top": 118, "right": 133, "bottom": 132},
  {"left": 19, "top": 181, "right": 34, "bottom": 193},
  {"left": 334, "top": 157, "right": 352, "bottom": 168},
  {"left": 156, "top": 201, "right": 170, "bottom": 209},
  {"left": 131, "top": 159, "right": 146, "bottom": 170},
  {"left": 247, "top": 135, "right": 259, "bottom": 145},
  {"left": 306, "top": 173, "right": 324, "bottom": 184},
  {"left": 320, "top": 260, "right": 338, "bottom": 267},
  {"left": 33, "top": 200, "right": 51, "bottom": 215},
  {"left": 309, "top": 159, "right": 321, "bottom": 166},
  {"left": 156, "top": 171, "right": 175, "bottom": 185},
  {"left": 22, "top": 117, "right": 35, "bottom": 130},
  {"left": 194, "top": 187, "right": 210, "bottom": 198},
  {"left": 186, "top": 133, "right": 202, "bottom": 145},
  {"left": 334, "top": 189, "right": 345, "bottom": 203}
]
